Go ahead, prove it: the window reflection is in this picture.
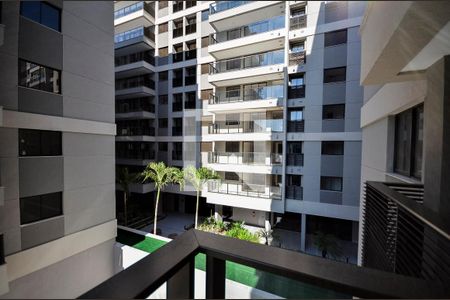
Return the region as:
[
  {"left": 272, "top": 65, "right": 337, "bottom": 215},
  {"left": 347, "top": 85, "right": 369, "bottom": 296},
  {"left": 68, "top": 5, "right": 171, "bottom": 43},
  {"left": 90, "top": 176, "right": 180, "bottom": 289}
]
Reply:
[{"left": 19, "top": 60, "right": 61, "bottom": 94}]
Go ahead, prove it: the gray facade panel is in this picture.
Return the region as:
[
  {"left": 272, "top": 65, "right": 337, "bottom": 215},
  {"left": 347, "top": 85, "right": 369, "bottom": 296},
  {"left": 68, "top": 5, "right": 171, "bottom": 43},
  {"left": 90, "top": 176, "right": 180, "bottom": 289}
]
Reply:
[
  {"left": 18, "top": 17, "right": 63, "bottom": 70},
  {"left": 20, "top": 216, "right": 64, "bottom": 250},
  {"left": 321, "top": 155, "right": 344, "bottom": 176},
  {"left": 323, "top": 82, "right": 346, "bottom": 104},
  {"left": 18, "top": 87, "right": 63, "bottom": 116},
  {"left": 19, "top": 157, "right": 64, "bottom": 198},
  {"left": 323, "top": 44, "right": 347, "bottom": 69},
  {"left": 320, "top": 190, "right": 343, "bottom": 204}
]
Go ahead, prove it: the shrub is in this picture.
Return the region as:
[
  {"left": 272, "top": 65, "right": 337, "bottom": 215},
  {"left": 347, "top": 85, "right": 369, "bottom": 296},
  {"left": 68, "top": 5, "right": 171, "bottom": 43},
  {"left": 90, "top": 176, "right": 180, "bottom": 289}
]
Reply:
[{"left": 225, "top": 222, "right": 259, "bottom": 243}]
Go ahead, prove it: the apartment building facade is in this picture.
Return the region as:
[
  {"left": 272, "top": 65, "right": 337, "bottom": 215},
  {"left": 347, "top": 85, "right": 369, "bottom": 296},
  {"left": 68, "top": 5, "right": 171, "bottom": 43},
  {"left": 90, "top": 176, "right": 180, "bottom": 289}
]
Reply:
[
  {"left": 0, "top": 1, "right": 116, "bottom": 297},
  {"left": 357, "top": 1, "right": 450, "bottom": 281},
  {"left": 114, "top": 0, "right": 366, "bottom": 259}
]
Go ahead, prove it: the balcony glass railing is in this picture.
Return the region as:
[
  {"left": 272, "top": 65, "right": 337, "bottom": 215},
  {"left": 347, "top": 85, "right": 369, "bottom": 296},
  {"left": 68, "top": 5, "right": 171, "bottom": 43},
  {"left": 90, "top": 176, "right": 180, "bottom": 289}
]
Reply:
[
  {"left": 208, "top": 181, "right": 281, "bottom": 199},
  {"left": 114, "top": 26, "right": 155, "bottom": 44},
  {"left": 116, "top": 150, "right": 155, "bottom": 160},
  {"left": 208, "top": 120, "right": 283, "bottom": 134},
  {"left": 288, "top": 120, "right": 305, "bottom": 132},
  {"left": 116, "top": 76, "right": 155, "bottom": 90},
  {"left": 209, "top": 50, "right": 284, "bottom": 74},
  {"left": 210, "top": 1, "right": 251, "bottom": 14},
  {"left": 287, "top": 153, "right": 304, "bottom": 166},
  {"left": 208, "top": 152, "right": 282, "bottom": 165},
  {"left": 288, "top": 85, "right": 305, "bottom": 99},
  {"left": 116, "top": 102, "right": 155, "bottom": 114},
  {"left": 210, "top": 85, "right": 283, "bottom": 104},
  {"left": 114, "top": 2, "right": 154, "bottom": 19},
  {"left": 115, "top": 51, "right": 155, "bottom": 66},
  {"left": 117, "top": 127, "right": 155, "bottom": 136},
  {"left": 210, "top": 15, "right": 285, "bottom": 44}
]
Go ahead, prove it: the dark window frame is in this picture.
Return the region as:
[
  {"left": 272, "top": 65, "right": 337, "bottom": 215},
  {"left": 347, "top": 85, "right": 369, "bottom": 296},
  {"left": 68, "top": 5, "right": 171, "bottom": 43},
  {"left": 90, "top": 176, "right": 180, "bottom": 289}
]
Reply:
[
  {"left": 19, "top": 129, "right": 62, "bottom": 157},
  {"left": 324, "top": 29, "right": 347, "bottom": 47},
  {"left": 320, "top": 176, "right": 343, "bottom": 192},
  {"left": 322, "top": 104, "right": 345, "bottom": 120},
  {"left": 323, "top": 67, "right": 346, "bottom": 83},
  {"left": 322, "top": 141, "right": 344, "bottom": 155}
]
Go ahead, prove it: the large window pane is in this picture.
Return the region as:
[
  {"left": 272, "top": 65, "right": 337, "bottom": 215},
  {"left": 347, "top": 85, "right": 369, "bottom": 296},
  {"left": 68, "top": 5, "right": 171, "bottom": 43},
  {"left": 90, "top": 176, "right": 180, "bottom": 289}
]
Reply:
[
  {"left": 322, "top": 141, "right": 344, "bottom": 155},
  {"left": 19, "top": 129, "right": 62, "bottom": 157},
  {"left": 323, "top": 104, "right": 345, "bottom": 119},
  {"left": 20, "top": 195, "right": 41, "bottom": 224},
  {"left": 324, "top": 67, "right": 346, "bottom": 83},
  {"left": 20, "top": 1, "right": 40, "bottom": 23},
  {"left": 320, "top": 177, "right": 342, "bottom": 191},
  {"left": 41, "top": 2, "right": 60, "bottom": 31},
  {"left": 40, "top": 192, "right": 63, "bottom": 220},
  {"left": 412, "top": 106, "right": 424, "bottom": 179},
  {"left": 324, "top": 29, "right": 347, "bottom": 47},
  {"left": 20, "top": 192, "right": 63, "bottom": 225},
  {"left": 18, "top": 60, "right": 61, "bottom": 94}
]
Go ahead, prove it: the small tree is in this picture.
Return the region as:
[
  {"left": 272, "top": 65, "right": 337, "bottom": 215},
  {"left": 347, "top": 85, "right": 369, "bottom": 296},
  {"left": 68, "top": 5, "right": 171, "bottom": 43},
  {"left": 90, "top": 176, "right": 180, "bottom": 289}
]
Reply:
[
  {"left": 313, "top": 231, "right": 342, "bottom": 259},
  {"left": 117, "top": 167, "right": 139, "bottom": 226},
  {"left": 183, "top": 166, "right": 220, "bottom": 229},
  {"left": 257, "top": 228, "right": 273, "bottom": 245},
  {"left": 141, "top": 162, "right": 184, "bottom": 235}
]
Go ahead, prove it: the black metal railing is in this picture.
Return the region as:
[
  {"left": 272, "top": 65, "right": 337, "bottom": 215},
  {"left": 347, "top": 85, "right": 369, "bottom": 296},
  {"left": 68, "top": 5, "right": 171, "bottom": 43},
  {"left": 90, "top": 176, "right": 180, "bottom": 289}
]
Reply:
[
  {"left": 80, "top": 229, "right": 450, "bottom": 299},
  {"left": 287, "top": 153, "right": 304, "bottom": 166},
  {"left": 290, "top": 14, "right": 307, "bottom": 30},
  {"left": 288, "top": 85, "right": 305, "bottom": 99},
  {"left": 286, "top": 186, "right": 303, "bottom": 200},
  {"left": 288, "top": 120, "right": 305, "bottom": 132},
  {"left": 289, "top": 51, "right": 306, "bottom": 66},
  {"left": 362, "top": 182, "right": 450, "bottom": 285}
]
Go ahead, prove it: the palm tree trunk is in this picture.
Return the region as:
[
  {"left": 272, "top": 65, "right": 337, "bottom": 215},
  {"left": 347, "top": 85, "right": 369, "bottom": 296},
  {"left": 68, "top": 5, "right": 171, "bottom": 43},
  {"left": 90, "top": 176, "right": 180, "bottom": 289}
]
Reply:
[
  {"left": 154, "top": 188, "right": 160, "bottom": 235},
  {"left": 195, "top": 190, "right": 200, "bottom": 229},
  {"left": 124, "top": 192, "right": 128, "bottom": 226}
]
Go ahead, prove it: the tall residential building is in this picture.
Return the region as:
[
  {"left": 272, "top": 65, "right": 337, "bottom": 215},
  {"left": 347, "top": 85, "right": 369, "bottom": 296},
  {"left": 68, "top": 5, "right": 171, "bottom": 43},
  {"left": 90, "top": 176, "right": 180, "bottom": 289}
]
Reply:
[
  {"left": 0, "top": 1, "right": 116, "bottom": 298},
  {"left": 115, "top": 0, "right": 366, "bottom": 260},
  {"left": 358, "top": 1, "right": 450, "bottom": 281}
]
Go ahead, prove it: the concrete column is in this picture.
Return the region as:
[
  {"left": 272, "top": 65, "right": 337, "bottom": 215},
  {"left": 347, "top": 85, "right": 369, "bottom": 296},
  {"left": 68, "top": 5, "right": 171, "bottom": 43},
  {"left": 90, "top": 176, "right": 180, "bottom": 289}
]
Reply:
[
  {"left": 264, "top": 212, "right": 271, "bottom": 231},
  {"left": 300, "top": 214, "right": 306, "bottom": 252},
  {"left": 424, "top": 55, "right": 450, "bottom": 225},
  {"left": 214, "top": 205, "right": 223, "bottom": 222}
]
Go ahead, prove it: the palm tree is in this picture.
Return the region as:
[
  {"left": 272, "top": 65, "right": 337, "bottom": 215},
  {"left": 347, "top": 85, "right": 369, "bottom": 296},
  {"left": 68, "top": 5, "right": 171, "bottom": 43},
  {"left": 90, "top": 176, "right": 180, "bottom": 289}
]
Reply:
[
  {"left": 141, "top": 162, "right": 184, "bottom": 235},
  {"left": 313, "top": 231, "right": 342, "bottom": 259},
  {"left": 183, "top": 165, "right": 220, "bottom": 229},
  {"left": 117, "top": 167, "right": 139, "bottom": 226}
]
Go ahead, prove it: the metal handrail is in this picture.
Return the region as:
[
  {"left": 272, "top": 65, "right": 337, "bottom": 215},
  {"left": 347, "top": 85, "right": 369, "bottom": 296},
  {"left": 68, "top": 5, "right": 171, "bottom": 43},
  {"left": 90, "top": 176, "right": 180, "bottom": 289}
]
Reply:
[
  {"left": 210, "top": 15, "right": 284, "bottom": 44},
  {"left": 209, "top": 50, "right": 284, "bottom": 74},
  {"left": 290, "top": 14, "right": 307, "bottom": 30},
  {"left": 207, "top": 181, "right": 281, "bottom": 199},
  {"left": 209, "top": 85, "right": 284, "bottom": 104},
  {"left": 208, "top": 151, "right": 282, "bottom": 165},
  {"left": 80, "top": 229, "right": 450, "bottom": 299},
  {"left": 208, "top": 120, "right": 283, "bottom": 134}
]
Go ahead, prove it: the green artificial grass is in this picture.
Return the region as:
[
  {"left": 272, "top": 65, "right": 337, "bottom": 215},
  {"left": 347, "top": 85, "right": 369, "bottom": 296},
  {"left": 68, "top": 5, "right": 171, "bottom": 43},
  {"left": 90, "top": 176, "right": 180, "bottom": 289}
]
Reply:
[{"left": 117, "top": 229, "right": 348, "bottom": 299}]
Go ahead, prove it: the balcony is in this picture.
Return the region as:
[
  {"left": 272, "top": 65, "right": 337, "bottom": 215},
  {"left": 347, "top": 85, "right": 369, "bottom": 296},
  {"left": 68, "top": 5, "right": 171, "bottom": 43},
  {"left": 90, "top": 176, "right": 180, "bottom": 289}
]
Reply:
[
  {"left": 172, "top": 151, "right": 182, "bottom": 160},
  {"left": 209, "top": 15, "right": 285, "bottom": 59},
  {"left": 81, "top": 228, "right": 450, "bottom": 299},
  {"left": 185, "top": 23, "right": 196, "bottom": 35},
  {"left": 115, "top": 52, "right": 155, "bottom": 79},
  {"left": 207, "top": 181, "right": 281, "bottom": 200},
  {"left": 172, "top": 77, "right": 183, "bottom": 87},
  {"left": 290, "top": 14, "right": 307, "bottom": 30},
  {"left": 184, "top": 75, "right": 196, "bottom": 86},
  {"left": 172, "top": 127, "right": 182, "bottom": 136},
  {"left": 172, "top": 102, "right": 182, "bottom": 112},
  {"left": 288, "top": 120, "right": 305, "bottom": 132},
  {"left": 288, "top": 85, "right": 305, "bottom": 99},
  {"left": 114, "top": 26, "right": 155, "bottom": 56},
  {"left": 209, "top": 50, "right": 284, "bottom": 86},
  {"left": 286, "top": 185, "right": 303, "bottom": 200},
  {"left": 289, "top": 51, "right": 306, "bottom": 66},
  {"left": 115, "top": 76, "right": 156, "bottom": 98},
  {"left": 209, "top": 1, "right": 283, "bottom": 32},
  {"left": 116, "top": 102, "right": 155, "bottom": 120},
  {"left": 287, "top": 153, "right": 304, "bottom": 166},
  {"left": 172, "top": 52, "right": 184, "bottom": 63},
  {"left": 208, "top": 152, "right": 282, "bottom": 166},
  {"left": 173, "top": 27, "right": 183, "bottom": 38},
  {"left": 117, "top": 127, "right": 155, "bottom": 137},
  {"left": 185, "top": 49, "right": 197, "bottom": 60},
  {"left": 208, "top": 120, "right": 283, "bottom": 135},
  {"left": 362, "top": 182, "right": 450, "bottom": 284},
  {"left": 173, "top": 1, "right": 183, "bottom": 13}
]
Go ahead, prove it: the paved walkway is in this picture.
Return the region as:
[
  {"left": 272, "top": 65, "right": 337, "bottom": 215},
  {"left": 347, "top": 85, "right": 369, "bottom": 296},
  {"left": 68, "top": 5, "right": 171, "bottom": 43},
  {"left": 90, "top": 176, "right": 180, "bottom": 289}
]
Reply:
[{"left": 141, "top": 212, "right": 195, "bottom": 238}]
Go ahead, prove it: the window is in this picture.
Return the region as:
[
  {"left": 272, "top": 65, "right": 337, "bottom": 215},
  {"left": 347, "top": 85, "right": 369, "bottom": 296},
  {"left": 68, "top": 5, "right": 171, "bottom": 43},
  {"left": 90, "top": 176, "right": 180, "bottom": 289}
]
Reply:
[
  {"left": 158, "top": 142, "right": 168, "bottom": 151},
  {"left": 159, "top": 0, "right": 168, "bottom": 9},
  {"left": 289, "top": 109, "right": 303, "bottom": 121},
  {"left": 19, "top": 59, "right": 61, "bottom": 94},
  {"left": 201, "top": 9, "right": 209, "bottom": 21},
  {"left": 225, "top": 142, "right": 239, "bottom": 153},
  {"left": 226, "top": 114, "right": 240, "bottom": 126},
  {"left": 226, "top": 86, "right": 240, "bottom": 99},
  {"left": 159, "top": 22, "right": 168, "bottom": 33},
  {"left": 201, "top": 36, "right": 209, "bottom": 48},
  {"left": 19, "top": 129, "right": 62, "bottom": 157},
  {"left": 288, "top": 142, "right": 302, "bottom": 154},
  {"left": 159, "top": 71, "right": 168, "bottom": 81},
  {"left": 324, "top": 29, "right": 347, "bottom": 47},
  {"left": 323, "top": 104, "right": 345, "bottom": 119},
  {"left": 201, "top": 63, "right": 209, "bottom": 74},
  {"left": 158, "top": 118, "right": 168, "bottom": 128},
  {"left": 20, "top": 1, "right": 61, "bottom": 31},
  {"left": 290, "top": 41, "right": 305, "bottom": 53},
  {"left": 115, "top": 26, "right": 144, "bottom": 43},
  {"left": 290, "top": 75, "right": 304, "bottom": 87},
  {"left": 324, "top": 67, "right": 346, "bottom": 83},
  {"left": 159, "top": 94, "right": 168, "bottom": 105},
  {"left": 159, "top": 47, "right": 168, "bottom": 57},
  {"left": 114, "top": 2, "right": 144, "bottom": 20},
  {"left": 394, "top": 104, "right": 424, "bottom": 179},
  {"left": 225, "top": 172, "right": 239, "bottom": 181},
  {"left": 320, "top": 177, "right": 342, "bottom": 192},
  {"left": 20, "top": 192, "right": 62, "bottom": 225},
  {"left": 322, "top": 141, "right": 344, "bottom": 155},
  {"left": 186, "top": 0, "right": 196, "bottom": 8}
]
